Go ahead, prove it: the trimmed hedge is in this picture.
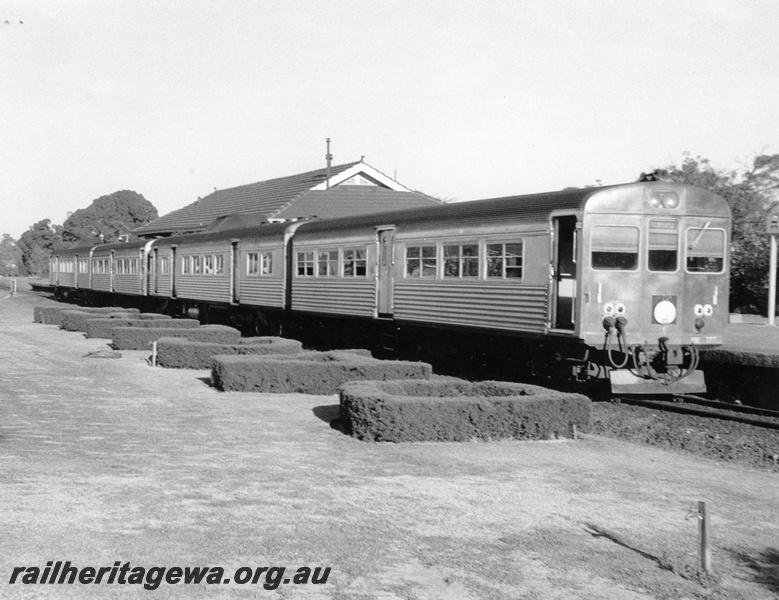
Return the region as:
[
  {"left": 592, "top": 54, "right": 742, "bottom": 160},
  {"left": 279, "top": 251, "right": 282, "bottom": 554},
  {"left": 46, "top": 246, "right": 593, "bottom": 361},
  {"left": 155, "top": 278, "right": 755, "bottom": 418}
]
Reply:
[
  {"left": 85, "top": 315, "right": 179, "bottom": 339},
  {"left": 61, "top": 308, "right": 147, "bottom": 331},
  {"left": 112, "top": 324, "right": 241, "bottom": 350},
  {"left": 339, "top": 380, "right": 591, "bottom": 442},
  {"left": 211, "top": 351, "right": 431, "bottom": 394},
  {"left": 156, "top": 336, "right": 304, "bottom": 369},
  {"left": 105, "top": 312, "right": 172, "bottom": 321},
  {"left": 34, "top": 305, "right": 137, "bottom": 326}
]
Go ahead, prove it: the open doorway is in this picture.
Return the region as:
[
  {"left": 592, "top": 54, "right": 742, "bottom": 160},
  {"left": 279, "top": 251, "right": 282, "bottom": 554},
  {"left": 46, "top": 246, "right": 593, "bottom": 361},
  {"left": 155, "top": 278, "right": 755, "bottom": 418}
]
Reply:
[{"left": 552, "top": 216, "right": 577, "bottom": 330}]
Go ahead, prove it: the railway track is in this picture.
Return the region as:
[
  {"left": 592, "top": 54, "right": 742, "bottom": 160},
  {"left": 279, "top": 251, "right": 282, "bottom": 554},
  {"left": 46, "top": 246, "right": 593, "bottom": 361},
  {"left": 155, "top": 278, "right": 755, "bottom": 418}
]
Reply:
[{"left": 612, "top": 396, "right": 779, "bottom": 430}]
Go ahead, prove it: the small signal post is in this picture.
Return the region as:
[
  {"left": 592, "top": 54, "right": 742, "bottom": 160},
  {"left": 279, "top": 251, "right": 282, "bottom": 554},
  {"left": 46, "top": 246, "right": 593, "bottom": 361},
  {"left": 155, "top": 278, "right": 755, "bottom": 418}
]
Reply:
[{"left": 768, "top": 215, "right": 779, "bottom": 326}]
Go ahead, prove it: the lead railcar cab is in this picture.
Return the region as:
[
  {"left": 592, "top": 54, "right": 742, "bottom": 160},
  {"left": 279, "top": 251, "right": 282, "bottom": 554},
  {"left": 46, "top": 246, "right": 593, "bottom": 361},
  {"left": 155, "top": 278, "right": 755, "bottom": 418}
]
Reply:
[
  {"left": 562, "top": 182, "right": 730, "bottom": 394},
  {"left": 289, "top": 180, "right": 729, "bottom": 395}
]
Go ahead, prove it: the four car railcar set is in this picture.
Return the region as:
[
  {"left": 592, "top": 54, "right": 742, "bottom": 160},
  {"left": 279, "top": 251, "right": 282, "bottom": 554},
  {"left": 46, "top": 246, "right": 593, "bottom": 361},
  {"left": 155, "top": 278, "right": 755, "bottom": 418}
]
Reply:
[{"left": 50, "top": 181, "right": 731, "bottom": 395}]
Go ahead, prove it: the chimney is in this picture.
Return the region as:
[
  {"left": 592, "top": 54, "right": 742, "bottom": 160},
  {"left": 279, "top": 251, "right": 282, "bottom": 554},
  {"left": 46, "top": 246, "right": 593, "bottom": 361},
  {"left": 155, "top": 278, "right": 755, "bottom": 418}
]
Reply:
[{"left": 325, "top": 138, "right": 332, "bottom": 189}]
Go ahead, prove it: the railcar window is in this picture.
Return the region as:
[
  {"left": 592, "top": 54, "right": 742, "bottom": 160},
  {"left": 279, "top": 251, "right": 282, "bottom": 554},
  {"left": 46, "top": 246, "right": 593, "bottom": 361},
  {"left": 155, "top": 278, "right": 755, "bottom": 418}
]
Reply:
[
  {"left": 261, "top": 251, "right": 272, "bottom": 276},
  {"left": 648, "top": 220, "right": 679, "bottom": 272},
  {"left": 406, "top": 246, "right": 437, "bottom": 278},
  {"left": 203, "top": 255, "right": 213, "bottom": 275},
  {"left": 215, "top": 255, "right": 224, "bottom": 275},
  {"left": 182, "top": 256, "right": 191, "bottom": 275},
  {"left": 487, "top": 242, "right": 523, "bottom": 279},
  {"left": 297, "top": 251, "right": 315, "bottom": 277},
  {"left": 591, "top": 226, "right": 639, "bottom": 270},
  {"left": 317, "top": 250, "right": 339, "bottom": 277},
  {"left": 159, "top": 256, "right": 169, "bottom": 275},
  {"left": 248, "top": 252, "right": 274, "bottom": 276},
  {"left": 686, "top": 227, "right": 725, "bottom": 273},
  {"left": 192, "top": 255, "right": 201, "bottom": 275},
  {"left": 343, "top": 248, "right": 367, "bottom": 277},
  {"left": 247, "top": 252, "right": 259, "bottom": 275},
  {"left": 444, "top": 244, "right": 479, "bottom": 278},
  {"left": 130, "top": 259, "right": 138, "bottom": 275}
]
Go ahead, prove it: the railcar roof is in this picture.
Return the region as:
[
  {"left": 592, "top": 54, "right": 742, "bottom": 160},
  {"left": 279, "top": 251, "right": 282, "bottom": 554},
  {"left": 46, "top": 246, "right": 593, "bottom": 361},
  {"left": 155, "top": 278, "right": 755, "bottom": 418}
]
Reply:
[
  {"left": 295, "top": 185, "right": 606, "bottom": 234},
  {"left": 152, "top": 221, "right": 293, "bottom": 246}
]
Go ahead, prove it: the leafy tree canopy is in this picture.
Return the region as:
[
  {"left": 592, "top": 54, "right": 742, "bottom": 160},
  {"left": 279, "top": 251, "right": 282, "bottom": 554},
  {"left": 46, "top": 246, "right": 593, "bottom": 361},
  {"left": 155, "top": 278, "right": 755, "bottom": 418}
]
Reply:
[
  {"left": 0, "top": 233, "right": 23, "bottom": 276},
  {"left": 657, "top": 153, "right": 779, "bottom": 314},
  {"left": 61, "top": 190, "right": 158, "bottom": 245},
  {"left": 17, "top": 219, "right": 63, "bottom": 276}
]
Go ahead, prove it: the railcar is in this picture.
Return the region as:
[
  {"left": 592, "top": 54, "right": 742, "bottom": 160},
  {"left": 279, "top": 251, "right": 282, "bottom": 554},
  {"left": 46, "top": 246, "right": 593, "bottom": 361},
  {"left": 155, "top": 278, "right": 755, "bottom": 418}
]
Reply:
[
  {"left": 148, "top": 220, "right": 298, "bottom": 330},
  {"left": 286, "top": 180, "right": 730, "bottom": 394}
]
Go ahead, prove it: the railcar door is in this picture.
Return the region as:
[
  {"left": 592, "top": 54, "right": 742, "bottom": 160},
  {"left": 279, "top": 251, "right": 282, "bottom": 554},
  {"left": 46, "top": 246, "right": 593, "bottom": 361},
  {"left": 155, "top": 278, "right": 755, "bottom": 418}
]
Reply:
[
  {"left": 110, "top": 250, "right": 116, "bottom": 293},
  {"left": 376, "top": 228, "right": 395, "bottom": 317},
  {"left": 150, "top": 248, "right": 158, "bottom": 295},
  {"left": 551, "top": 216, "right": 578, "bottom": 330},
  {"left": 231, "top": 241, "right": 240, "bottom": 304},
  {"left": 171, "top": 246, "right": 177, "bottom": 298}
]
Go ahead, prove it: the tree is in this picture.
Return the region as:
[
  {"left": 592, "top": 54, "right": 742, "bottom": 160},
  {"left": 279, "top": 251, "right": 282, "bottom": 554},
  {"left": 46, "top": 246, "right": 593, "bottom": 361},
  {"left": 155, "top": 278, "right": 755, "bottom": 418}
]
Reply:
[
  {"left": 659, "top": 153, "right": 779, "bottom": 314},
  {"left": 0, "top": 233, "right": 23, "bottom": 276},
  {"left": 61, "top": 190, "right": 158, "bottom": 244},
  {"left": 17, "top": 220, "right": 62, "bottom": 276}
]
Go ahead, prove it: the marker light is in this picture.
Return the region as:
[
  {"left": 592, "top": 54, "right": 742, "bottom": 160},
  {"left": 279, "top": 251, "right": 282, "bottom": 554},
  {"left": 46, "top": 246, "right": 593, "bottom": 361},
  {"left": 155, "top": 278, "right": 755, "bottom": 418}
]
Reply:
[
  {"left": 648, "top": 191, "right": 680, "bottom": 209},
  {"left": 703, "top": 304, "right": 713, "bottom": 316},
  {"left": 694, "top": 304, "right": 704, "bottom": 316},
  {"left": 654, "top": 300, "right": 677, "bottom": 325}
]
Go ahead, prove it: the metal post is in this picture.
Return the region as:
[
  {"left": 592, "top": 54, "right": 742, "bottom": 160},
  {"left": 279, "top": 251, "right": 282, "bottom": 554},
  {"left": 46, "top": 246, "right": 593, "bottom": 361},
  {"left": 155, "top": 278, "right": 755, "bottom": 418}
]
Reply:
[
  {"left": 698, "top": 501, "right": 712, "bottom": 574},
  {"left": 11, "top": 278, "right": 17, "bottom": 296},
  {"left": 769, "top": 234, "right": 777, "bottom": 326}
]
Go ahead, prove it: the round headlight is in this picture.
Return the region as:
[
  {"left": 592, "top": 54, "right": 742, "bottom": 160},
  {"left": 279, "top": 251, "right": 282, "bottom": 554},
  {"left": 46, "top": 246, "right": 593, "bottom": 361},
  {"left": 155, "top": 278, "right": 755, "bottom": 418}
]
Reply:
[
  {"left": 649, "top": 194, "right": 663, "bottom": 208},
  {"left": 703, "top": 304, "right": 713, "bottom": 317},
  {"left": 694, "top": 304, "right": 704, "bottom": 316},
  {"left": 604, "top": 303, "right": 615, "bottom": 315},
  {"left": 654, "top": 300, "right": 677, "bottom": 325}
]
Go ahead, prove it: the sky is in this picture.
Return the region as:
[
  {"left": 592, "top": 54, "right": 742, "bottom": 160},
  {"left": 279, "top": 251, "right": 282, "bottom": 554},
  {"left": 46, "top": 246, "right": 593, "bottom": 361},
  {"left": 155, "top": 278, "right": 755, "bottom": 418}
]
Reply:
[{"left": 1, "top": 0, "right": 778, "bottom": 240}]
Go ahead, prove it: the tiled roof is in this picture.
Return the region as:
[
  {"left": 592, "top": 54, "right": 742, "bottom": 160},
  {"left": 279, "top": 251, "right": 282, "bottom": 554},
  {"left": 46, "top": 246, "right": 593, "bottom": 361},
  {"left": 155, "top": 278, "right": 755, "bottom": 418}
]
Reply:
[
  {"left": 134, "top": 162, "right": 361, "bottom": 237},
  {"left": 270, "top": 187, "right": 441, "bottom": 221}
]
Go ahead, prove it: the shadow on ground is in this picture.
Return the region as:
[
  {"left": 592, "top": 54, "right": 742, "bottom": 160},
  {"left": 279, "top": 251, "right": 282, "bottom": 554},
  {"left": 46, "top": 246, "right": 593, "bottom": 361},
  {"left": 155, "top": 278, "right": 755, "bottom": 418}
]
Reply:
[{"left": 727, "top": 547, "right": 779, "bottom": 594}]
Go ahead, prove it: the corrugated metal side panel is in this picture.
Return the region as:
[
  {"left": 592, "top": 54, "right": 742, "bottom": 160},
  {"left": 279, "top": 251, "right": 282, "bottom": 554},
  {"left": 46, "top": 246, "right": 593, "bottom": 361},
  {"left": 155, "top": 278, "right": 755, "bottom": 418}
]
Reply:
[
  {"left": 237, "top": 278, "right": 285, "bottom": 308},
  {"left": 292, "top": 279, "right": 375, "bottom": 317},
  {"left": 91, "top": 274, "right": 111, "bottom": 291},
  {"left": 153, "top": 274, "right": 172, "bottom": 297},
  {"left": 174, "top": 276, "right": 231, "bottom": 303},
  {"left": 394, "top": 283, "right": 548, "bottom": 333},
  {"left": 113, "top": 275, "right": 143, "bottom": 296},
  {"left": 59, "top": 273, "right": 76, "bottom": 288},
  {"left": 77, "top": 273, "right": 90, "bottom": 288}
]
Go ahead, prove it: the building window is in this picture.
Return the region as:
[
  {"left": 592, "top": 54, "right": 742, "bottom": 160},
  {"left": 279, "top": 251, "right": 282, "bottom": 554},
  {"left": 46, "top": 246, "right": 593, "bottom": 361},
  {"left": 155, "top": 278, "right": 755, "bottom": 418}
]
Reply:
[
  {"left": 444, "top": 243, "right": 479, "bottom": 278},
  {"left": 487, "top": 242, "right": 523, "bottom": 279},
  {"left": 343, "top": 248, "right": 367, "bottom": 277},
  {"left": 297, "top": 251, "right": 314, "bottom": 277},
  {"left": 317, "top": 250, "right": 339, "bottom": 277},
  {"left": 591, "top": 226, "right": 640, "bottom": 270},
  {"left": 405, "top": 246, "right": 437, "bottom": 278}
]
